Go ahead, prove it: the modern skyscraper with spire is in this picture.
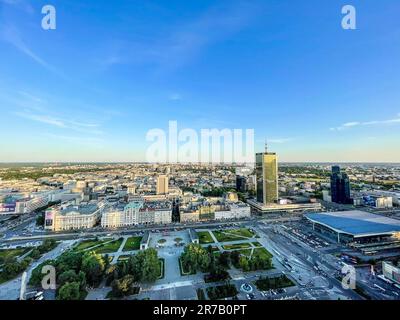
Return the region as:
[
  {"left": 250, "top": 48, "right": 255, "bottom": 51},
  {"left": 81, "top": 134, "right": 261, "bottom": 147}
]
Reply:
[{"left": 255, "top": 142, "right": 278, "bottom": 205}]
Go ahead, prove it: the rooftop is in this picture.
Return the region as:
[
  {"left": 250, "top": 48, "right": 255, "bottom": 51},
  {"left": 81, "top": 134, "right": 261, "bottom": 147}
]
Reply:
[
  {"left": 60, "top": 204, "right": 99, "bottom": 216},
  {"left": 305, "top": 210, "right": 400, "bottom": 237}
]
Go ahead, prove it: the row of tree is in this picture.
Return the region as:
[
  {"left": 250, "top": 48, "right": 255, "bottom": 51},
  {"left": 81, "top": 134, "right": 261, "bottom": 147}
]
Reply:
[
  {"left": 30, "top": 249, "right": 107, "bottom": 300},
  {"left": 0, "top": 239, "right": 58, "bottom": 284},
  {"left": 181, "top": 244, "right": 272, "bottom": 277},
  {"left": 230, "top": 250, "right": 272, "bottom": 272},
  {"left": 181, "top": 244, "right": 230, "bottom": 282},
  {"left": 105, "top": 248, "right": 160, "bottom": 298},
  {"left": 29, "top": 246, "right": 162, "bottom": 300}
]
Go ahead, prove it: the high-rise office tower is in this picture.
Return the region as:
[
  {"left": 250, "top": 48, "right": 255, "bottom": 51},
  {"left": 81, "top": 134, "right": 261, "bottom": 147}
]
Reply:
[
  {"left": 156, "top": 175, "right": 169, "bottom": 195},
  {"left": 236, "top": 175, "right": 247, "bottom": 193},
  {"left": 255, "top": 144, "right": 278, "bottom": 205},
  {"left": 330, "top": 166, "right": 351, "bottom": 204}
]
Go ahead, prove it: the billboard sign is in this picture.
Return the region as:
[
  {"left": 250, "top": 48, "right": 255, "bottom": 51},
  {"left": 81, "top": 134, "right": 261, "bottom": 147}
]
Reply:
[{"left": 0, "top": 203, "right": 16, "bottom": 213}]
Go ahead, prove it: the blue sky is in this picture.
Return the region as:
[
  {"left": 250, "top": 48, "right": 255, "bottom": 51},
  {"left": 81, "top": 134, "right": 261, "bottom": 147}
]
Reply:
[{"left": 0, "top": 0, "right": 399, "bottom": 162}]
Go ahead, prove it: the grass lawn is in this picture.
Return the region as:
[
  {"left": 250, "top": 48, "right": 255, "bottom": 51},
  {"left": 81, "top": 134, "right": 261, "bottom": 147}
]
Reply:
[
  {"left": 251, "top": 241, "right": 263, "bottom": 247},
  {"left": 213, "top": 251, "right": 221, "bottom": 258},
  {"left": 212, "top": 230, "right": 242, "bottom": 243},
  {"left": 223, "top": 228, "right": 256, "bottom": 238},
  {"left": 0, "top": 248, "right": 30, "bottom": 265},
  {"left": 179, "top": 258, "right": 196, "bottom": 276},
  {"left": 94, "top": 239, "right": 123, "bottom": 254},
  {"left": 73, "top": 238, "right": 113, "bottom": 252},
  {"left": 122, "top": 236, "right": 142, "bottom": 251},
  {"left": 237, "top": 249, "right": 252, "bottom": 257},
  {"left": 117, "top": 255, "right": 132, "bottom": 262},
  {"left": 213, "top": 228, "right": 257, "bottom": 242},
  {"left": 222, "top": 242, "right": 252, "bottom": 250},
  {"left": 253, "top": 247, "right": 273, "bottom": 259},
  {"left": 198, "top": 231, "right": 215, "bottom": 244},
  {"left": 158, "top": 258, "right": 165, "bottom": 279}
]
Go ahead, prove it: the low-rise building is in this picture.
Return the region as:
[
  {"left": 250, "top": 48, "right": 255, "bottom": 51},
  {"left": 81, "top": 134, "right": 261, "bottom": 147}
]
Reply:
[
  {"left": 101, "top": 198, "right": 172, "bottom": 228},
  {"left": 180, "top": 210, "right": 200, "bottom": 223},
  {"left": 45, "top": 203, "right": 102, "bottom": 231},
  {"left": 382, "top": 261, "right": 400, "bottom": 284},
  {"left": 214, "top": 202, "right": 251, "bottom": 220}
]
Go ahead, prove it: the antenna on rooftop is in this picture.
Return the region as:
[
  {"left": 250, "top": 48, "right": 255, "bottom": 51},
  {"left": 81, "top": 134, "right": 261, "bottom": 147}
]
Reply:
[{"left": 265, "top": 139, "right": 268, "bottom": 153}]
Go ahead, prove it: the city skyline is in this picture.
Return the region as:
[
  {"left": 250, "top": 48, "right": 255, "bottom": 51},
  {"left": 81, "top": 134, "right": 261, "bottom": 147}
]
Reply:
[{"left": 1, "top": 0, "right": 400, "bottom": 163}]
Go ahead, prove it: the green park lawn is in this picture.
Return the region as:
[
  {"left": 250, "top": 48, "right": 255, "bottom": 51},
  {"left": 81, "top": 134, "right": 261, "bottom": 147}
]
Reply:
[
  {"left": 223, "top": 228, "right": 256, "bottom": 238},
  {"left": 251, "top": 241, "right": 263, "bottom": 247},
  {"left": 212, "top": 230, "right": 242, "bottom": 243},
  {"left": 73, "top": 238, "right": 113, "bottom": 252},
  {"left": 222, "top": 242, "right": 252, "bottom": 250},
  {"left": 197, "top": 231, "right": 215, "bottom": 244},
  {"left": 212, "top": 228, "right": 257, "bottom": 242},
  {"left": 93, "top": 239, "right": 123, "bottom": 254},
  {"left": 117, "top": 255, "right": 132, "bottom": 262},
  {"left": 158, "top": 258, "right": 165, "bottom": 279},
  {"left": 252, "top": 247, "right": 273, "bottom": 259},
  {"left": 0, "top": 248, "right": 30, "bottom": 265},
  {"left": 179, "top": 258, "right": 196, "bottom": 276},
  {"left": 237, "top": 249, "right": 252, "bottom": 257},
  {"left": 122, "top": 236, "right": 142, "bottom": 251}
]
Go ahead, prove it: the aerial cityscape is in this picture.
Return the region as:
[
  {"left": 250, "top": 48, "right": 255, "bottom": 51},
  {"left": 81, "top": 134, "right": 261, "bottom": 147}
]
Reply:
[
  {"left": 1, "top": 156, "right": 400, "bottom": 301},
  {"left": 0, "top": 0, "right": 400, "bottom": 307}
]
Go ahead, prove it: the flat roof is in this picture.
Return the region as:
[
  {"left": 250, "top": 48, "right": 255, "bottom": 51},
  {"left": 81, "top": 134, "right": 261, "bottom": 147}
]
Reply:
[
  {"left": 305, "top": 210, "right": 400, "bottom": 237},
  {"left": 61, "top": 204, "right": 98, "bottom": 216}
]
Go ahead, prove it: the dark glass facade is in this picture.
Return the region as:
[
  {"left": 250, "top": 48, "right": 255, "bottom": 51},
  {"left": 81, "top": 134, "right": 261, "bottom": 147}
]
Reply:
[{"left": 330, "top": 166, "right": 351, "bottom": 204}]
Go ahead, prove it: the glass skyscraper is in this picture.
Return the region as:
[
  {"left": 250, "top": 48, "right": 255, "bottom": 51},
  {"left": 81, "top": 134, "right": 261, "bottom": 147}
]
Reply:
[
  {"left": 256, "top": 151, "right": 278, "bottom": 205},
  {"left": 330, "top": 166, "right": 352, "bottom": 204}
]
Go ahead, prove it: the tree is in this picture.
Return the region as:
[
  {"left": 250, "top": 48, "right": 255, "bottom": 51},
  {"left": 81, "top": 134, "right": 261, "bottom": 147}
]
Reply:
[
  {"left": 105, "top": 264, "right": 119, "bottom": 286},
  {"left": 36, "top": 213, "right": 45, "bottom": 226},
  {"left": 2, "top": 259, "right": 23, "bottom": 277},
  {"left": 58, "top": 270, "right": 79, "bottom": 287},
  {"left": 218, "top": 252, "right": 230, "bottom": 269},
  {"left": 56, "top": 251, "right": 83, "bottom": 273},
  {"left": 181, "top": 244, "right": 210, "bottom": 273},
  {"left": 81, "top": 251, "right": 105, "bottom": 287},
  {"left": 111, "top": 275, "right": 136, "bottom": 297},
  {"left": 57, "top": 282, "right": 81, "bottom": 300},
  {"left": 29, "top": 260, "right": 55, "bottom": 286},
  {"left": 103, "top": 254, "right": 110, "bottom": 269},
  {"left": 38, "top": 238, "right": 57, "bottom": 254},
  {"left": 141, "top": 249, "right": 159, "bottom": 282},
  {"left": 230, "top": 251, "right": 240, "bottom": 267},
  {"left": 239, "top": 256, "right": 250, "bottom": 272},
  {"left": 30, "top": 248, "right": 41, "bottom": 260}
]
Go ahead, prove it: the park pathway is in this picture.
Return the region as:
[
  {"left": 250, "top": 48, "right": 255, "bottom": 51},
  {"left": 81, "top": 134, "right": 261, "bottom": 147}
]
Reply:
[{"left": 111, "top": 236, "right": 128, "bottom": 263}]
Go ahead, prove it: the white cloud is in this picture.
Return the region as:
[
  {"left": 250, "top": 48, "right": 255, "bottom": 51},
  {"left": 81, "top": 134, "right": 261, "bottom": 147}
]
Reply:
[
  {"left": 1, "top": 25, "right": 62, "bottom": 76},
  {"left": 168, "top": 93, "right": 182, "bottom": 101},
  {"left": 97, "top": 2, "right": 261, "bottom": 72},
  {"left": 14, "top": 110, "right": 103, "bottom": 135},
  {"left": 342, "top": 122, "right": 360, "bottom": 127},
  {"left": 330, "top": 114, "right": 400, "bottom": 131},
  {"left": 15, "top": 111, "right": 66, "bottom": 128}
]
